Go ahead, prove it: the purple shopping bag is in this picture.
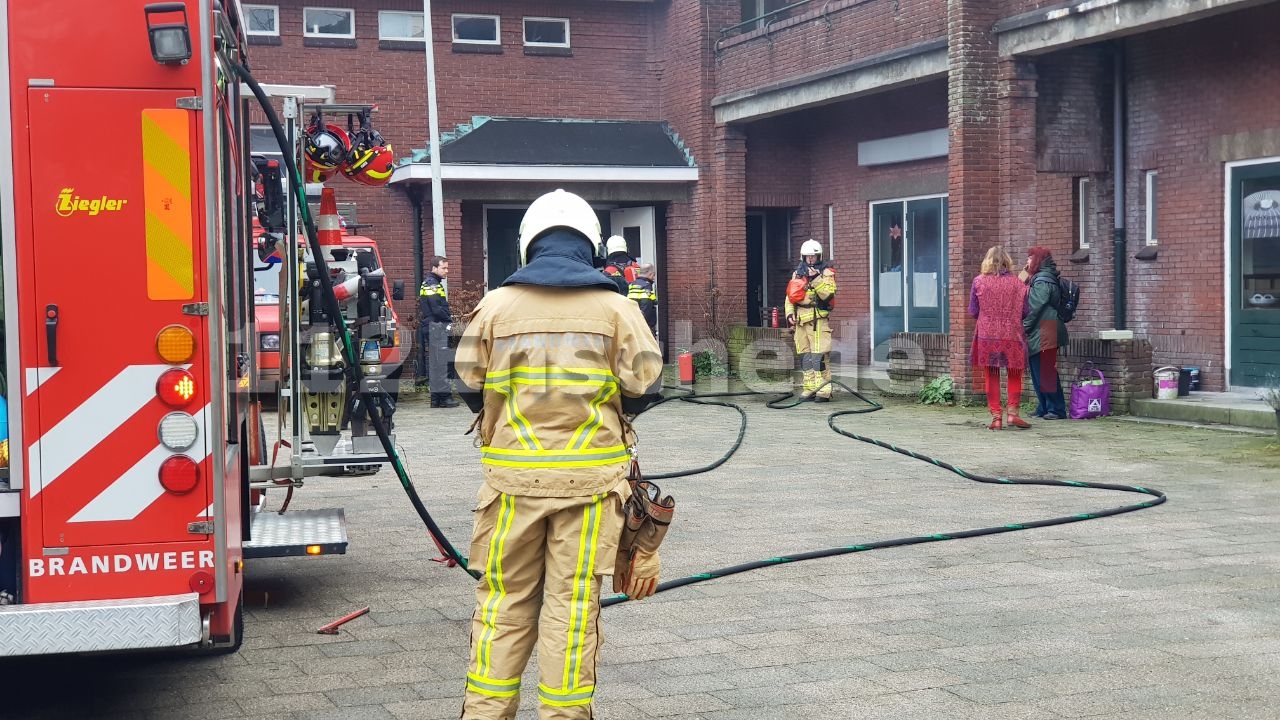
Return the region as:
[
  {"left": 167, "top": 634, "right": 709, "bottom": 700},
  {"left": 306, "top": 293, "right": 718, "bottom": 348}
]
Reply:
[{"left": 1069, "top": 364, "right": 1111, "bottom": 420}]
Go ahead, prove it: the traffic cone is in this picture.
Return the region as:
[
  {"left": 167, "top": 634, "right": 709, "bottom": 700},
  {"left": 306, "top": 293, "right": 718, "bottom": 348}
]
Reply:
[
  {"left": 317, "top": 187, "right": 343, "bottom": 257},
  {"left": 331, "top": 275, "right": 361, "bottom": 304}
]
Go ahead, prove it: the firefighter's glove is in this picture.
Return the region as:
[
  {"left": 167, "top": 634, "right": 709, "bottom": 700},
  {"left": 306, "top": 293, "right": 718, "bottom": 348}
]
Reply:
[
  {"left": 616, "top": 548, "right": 660, "bottom": 601},
  {"left": 614, "top": 480, "right": 674, "bottom": 601}
]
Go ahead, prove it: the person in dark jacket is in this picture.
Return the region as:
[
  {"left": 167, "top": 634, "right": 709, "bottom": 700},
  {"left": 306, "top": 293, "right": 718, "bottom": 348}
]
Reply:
[
  {"left": 1022, "top": 246, "right": 1069, "bottom": 419},
  {"left": 418, "top": 255, "right": 458, "bottom": 408},
  {"left": 626, "top": 263, "right": 658, "bottom": 337}
]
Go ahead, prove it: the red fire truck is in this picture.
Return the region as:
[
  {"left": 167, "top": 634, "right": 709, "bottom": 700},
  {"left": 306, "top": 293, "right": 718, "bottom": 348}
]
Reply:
[{"left": 0, "top": 0, "right": 398, "bottom": 656}]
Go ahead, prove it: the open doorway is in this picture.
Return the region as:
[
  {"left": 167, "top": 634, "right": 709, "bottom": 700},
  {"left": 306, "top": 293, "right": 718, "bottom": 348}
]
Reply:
[{"left": 745, "top": 208, "right": 793, "bottom": 327}]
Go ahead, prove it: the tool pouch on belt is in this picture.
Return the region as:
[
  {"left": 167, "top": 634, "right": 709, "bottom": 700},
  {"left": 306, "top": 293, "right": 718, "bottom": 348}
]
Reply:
[{"left": 614, "top": 458, "right": 674, "bottom": 600}]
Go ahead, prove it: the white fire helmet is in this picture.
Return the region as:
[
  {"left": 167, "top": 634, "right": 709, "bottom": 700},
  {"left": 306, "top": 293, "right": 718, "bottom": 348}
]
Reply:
[
  {"left": 800, "top": 239, "right": 823, "bottom": 258},
  {"left": 606, "top": 235, "right": 629, "bottom": 255},
  {"left": 518, "top": 189, "right": 602, "bottom": 263}
]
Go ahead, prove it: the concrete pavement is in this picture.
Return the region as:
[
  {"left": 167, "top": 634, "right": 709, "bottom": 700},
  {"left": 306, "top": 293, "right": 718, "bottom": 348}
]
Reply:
[{"left": 5, "top": 389, "right": 1280, "bottom": 719}]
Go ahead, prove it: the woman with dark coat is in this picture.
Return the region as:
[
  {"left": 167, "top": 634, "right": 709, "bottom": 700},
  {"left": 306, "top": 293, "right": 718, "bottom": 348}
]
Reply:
[
  {"left": 1022, "top": 246, "right": 1070, "bottom": 419},
  {"left": 970, "top": 246, "right": 1031, "bottom": 430}
]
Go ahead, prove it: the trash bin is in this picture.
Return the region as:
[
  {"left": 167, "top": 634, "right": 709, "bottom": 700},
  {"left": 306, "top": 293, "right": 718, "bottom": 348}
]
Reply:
[{"left": 1178, "top": 368, "right": 1192, "bottom": 397}]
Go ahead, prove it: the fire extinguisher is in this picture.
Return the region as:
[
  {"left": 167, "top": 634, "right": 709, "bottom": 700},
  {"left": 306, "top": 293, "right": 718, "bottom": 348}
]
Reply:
[{"left": 770, "top": 307, "right": 780, "bottom": 328}]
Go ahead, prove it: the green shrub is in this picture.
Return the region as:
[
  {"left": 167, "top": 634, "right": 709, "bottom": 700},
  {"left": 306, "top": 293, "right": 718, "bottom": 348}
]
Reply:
[
  {"left": 919, "top": 375, "right": 955, "bottom": 405},
  {"left": 692, "top": 349, "right": 729, "bottom": 379}
]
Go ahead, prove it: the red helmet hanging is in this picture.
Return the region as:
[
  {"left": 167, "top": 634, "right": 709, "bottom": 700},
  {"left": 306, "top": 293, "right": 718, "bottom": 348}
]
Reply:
[
  {"left": 303, "top": 114, "right": 352, "bottom": 176},
  {"left": 339, "top": 108, "right": 395, "bottom": 187},
  {"left": 342, "top": 138, "right": 396, "bottom": 187}
]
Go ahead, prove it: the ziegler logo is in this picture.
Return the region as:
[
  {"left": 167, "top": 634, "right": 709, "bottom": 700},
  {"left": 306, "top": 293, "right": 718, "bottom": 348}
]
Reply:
[{"left": 55, "top": 187, "right": 128, "bottom": 217}]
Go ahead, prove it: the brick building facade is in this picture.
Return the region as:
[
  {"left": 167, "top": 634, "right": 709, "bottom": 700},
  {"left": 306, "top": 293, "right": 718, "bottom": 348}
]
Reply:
[{"left": 248, "top": 0, "right": 1280, "bottom": 391}]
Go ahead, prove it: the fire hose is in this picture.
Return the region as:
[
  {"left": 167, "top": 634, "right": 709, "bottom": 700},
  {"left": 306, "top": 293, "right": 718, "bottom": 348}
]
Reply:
[
  {"left": 601, "top": 380, "right": 1166, "bottom": 606},
  {"left": 236, "top": 63, "right": 1165, "bottom": 604},
  {"left": 235, "top": 62, "right": 479, "bottom": 579}
]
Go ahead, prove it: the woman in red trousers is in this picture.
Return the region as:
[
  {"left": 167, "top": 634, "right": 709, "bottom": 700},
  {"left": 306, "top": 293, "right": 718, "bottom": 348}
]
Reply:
[{"left": 969, "top": 246, "right": 1031, "bottom": 430}]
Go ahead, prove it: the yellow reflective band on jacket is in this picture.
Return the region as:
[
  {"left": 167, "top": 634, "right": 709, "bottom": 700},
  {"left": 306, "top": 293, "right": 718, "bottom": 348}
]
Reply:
[
  {"left": 477, "top": 494, "right": 517, "bottom": 678},
  {"left": 794, "top": 306, "right": 831, "bottom": 323},
  {"left": 539, "top": 683, "right": 595, "bottom": 707},
  {"left": 490, "top": 383, "right": 543, "bottom": 451},
  {"left": 419, "top": 283, "right": 446, "bottom": 298},
  {"left": 563, "top": 495, "right": 603, "bottom": 694},
  {"left": 468, "top": 672, "right": 521, "bottom": 699},
  {"left": 566, "top": 382, "right": 619, "bottom": 450},
  {"left": 482, "top": 367, "right": 626, "bottom": 467},
  {"left": 626, "top": 286, "right": 656, "bottom": 301},
  {"left": 480, "top": 445, "right": 630, "bottom": 468}
]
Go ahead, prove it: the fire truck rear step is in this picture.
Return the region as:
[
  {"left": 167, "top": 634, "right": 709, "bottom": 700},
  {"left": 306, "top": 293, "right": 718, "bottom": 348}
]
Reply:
[
  {"left": 0, "top": 593, "right": 202, "bottom": 657},
  {"left": 244, "top": 508, "right": 348, "bottom": 559}
]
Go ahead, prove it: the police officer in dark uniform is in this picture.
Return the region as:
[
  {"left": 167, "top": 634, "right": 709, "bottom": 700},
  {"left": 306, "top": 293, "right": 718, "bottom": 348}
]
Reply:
[{"left": 418, "top": 255, "right": 459, "bottom": 408}]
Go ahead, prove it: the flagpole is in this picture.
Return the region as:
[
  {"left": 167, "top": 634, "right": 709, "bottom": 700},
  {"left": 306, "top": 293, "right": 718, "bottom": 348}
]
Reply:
[{"left": 422, "top": 0, "right": 446, "bottom": 257}]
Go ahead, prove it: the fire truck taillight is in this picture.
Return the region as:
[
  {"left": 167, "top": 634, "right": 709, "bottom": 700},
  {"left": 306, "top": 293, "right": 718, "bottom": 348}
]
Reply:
[
  {"left": 158, "top": 412, "right": 199, "bottom": 451},
  {"left": 158, "top": 455, "right": 199, "bottom": 494},
  {"left": 156, "top": 325, "right": 196, "bottom": 363},
  {"left": 157, "top": 368, "right": 198, "bottom": 407}
]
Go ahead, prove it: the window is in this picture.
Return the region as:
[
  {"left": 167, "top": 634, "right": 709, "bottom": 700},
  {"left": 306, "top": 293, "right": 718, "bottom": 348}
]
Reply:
[
  {"left": 523, "top": 17, "right": 569, "bottom": 48},
  {"left": 825, "top": 204, "right": 835, "bottom": 260},
  {"left": 1075, "top": 177, "right": 1092, "bottom": 250},
  {"left": 1145, "top": 170, "right": 1159, "bottom": 246},
  {"left": 250, "top": 126, "right": 282, "bottom": 160},
  {"left": 739, "top": 0, "right": 792, "bottom": 24},
  {"left": 303, "top": 7, "right": 354, "bottom": 38},
  {"left": 452, "top": 14, "right": 499, "bottom": 44},
  {"left": 379, "top": 10, "right": 424, "bottom": 41},
  {"left": 243, "top": 5, "right": 279, "bottom": 36}
]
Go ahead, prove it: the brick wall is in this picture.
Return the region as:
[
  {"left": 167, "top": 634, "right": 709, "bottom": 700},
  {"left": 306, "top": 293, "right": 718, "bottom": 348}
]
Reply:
[
  {"left": 887, "top": 332, "right": 950, "bottom": 395},
  {"left": 946, "top": 0, "right": 1002, "bottom": 399},
  {"left": 715, "top": 0, "right": 947, "bottom": 99},
  {"left": 248, "top": 0, "right": 667, "bottom": 334},
  {"left": 739, "top": 81, "right": 947, "bottom": 365},
  {"left": 887, "top": 332, "right": 1155, "bottom": 415},
  {"left": 241, "top": 0, "right": 1280, "bottom": 392},
  {"left": 1124, "top": 3, "right": 1280, "bottom": 390},
  {"left": 1000, "top": 0, "right": 1072, "bottom": 16},
  {"left": 657, "top": 1, "right": 741, "bottom": 342},
  {"left": 1058, "top": 338, "right": 1154, "bottom": 416}
]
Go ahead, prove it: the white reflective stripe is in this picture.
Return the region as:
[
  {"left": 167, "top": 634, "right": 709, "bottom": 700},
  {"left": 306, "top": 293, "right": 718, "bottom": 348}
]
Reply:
[
  {"left": 197, "top": 504, "right": 214, "bottom": 519},
  {"left": 69, "top": 405, "right": 211, "bottom": 523},
  {"left": 28, "top": 364, "right": 178, "bottom": 498},
  {"left": 24, "top": 367, "right": 60, "bottom": 396}
]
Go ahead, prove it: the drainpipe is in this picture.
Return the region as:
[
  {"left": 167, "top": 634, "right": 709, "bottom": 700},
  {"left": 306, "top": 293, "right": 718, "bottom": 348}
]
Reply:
[
  {"left": 1112, "top": 40, "right": 1127, "bottom": 330},
  {"left": 408, "top": 187, "right": 424, "bottom": 294}
]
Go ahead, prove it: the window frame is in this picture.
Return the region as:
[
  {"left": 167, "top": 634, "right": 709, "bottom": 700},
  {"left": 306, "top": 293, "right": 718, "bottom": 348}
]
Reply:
[
  {"left": 378, "top": 10, "right": 425, "bottom": 41},
  {"left": 1075, "top": 176, "right": 1092, "bottom": 250},
  {"left": 522, "top": 16, "right": 570, "bottom": 48},
  {"left": 451, "top": 13, "right": 501, "bottom": 45},
  {"left": 1145, "top": 170, "right": 1159, "bottom": 246},
  {"left": 243, "top": 4, "right": 280, "bottom": 36},
  {"left": 302, "top": 6, "right": 356, "bottom": 39}
]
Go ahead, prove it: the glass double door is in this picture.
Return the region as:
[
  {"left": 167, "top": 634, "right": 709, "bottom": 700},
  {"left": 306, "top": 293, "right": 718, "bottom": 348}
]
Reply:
[{"left": 871, "top": 196, "right": 948, "bottom": 359}]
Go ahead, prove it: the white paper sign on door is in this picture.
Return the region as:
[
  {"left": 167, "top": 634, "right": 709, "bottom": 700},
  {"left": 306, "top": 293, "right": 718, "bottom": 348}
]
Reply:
[
  {"left": 913, "top": 272, "right": 938, "bottom": 308},
  {"left": 879, "top": 272, "right": 902, "bottom": 306}
]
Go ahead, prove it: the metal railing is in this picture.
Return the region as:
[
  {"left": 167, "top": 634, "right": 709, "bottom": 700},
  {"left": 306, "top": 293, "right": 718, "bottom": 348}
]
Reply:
[{"left": 720, "top": 0, "right": 817, "bottom": 40}]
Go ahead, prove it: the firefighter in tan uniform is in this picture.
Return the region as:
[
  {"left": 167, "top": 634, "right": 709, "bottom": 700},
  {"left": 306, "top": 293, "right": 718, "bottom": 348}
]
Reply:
[
  {"left": 455, "top": 189, "right": 665, "bottom": 719},
  {"left": 784, "top": 239, "right": 838, "bottom": 401}
]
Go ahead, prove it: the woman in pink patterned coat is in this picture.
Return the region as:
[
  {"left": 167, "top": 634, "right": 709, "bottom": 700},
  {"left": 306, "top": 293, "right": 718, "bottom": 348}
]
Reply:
[{"left": 969, "top": 246, "right": 1031, "bottom": 430}]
